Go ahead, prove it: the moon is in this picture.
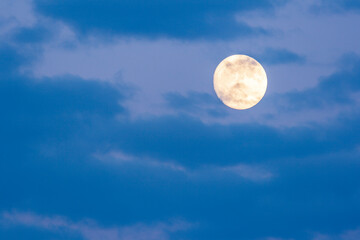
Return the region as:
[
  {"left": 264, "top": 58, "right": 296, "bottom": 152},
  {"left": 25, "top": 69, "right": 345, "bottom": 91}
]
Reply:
[{"left": 213, "top": 55, "right": 267, "bottom": 110}]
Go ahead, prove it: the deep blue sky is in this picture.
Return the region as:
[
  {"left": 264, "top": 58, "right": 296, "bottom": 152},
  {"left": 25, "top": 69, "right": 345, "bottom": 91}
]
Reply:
[{"left": 1, "top": 1, "right": 360, "bottom": 240}]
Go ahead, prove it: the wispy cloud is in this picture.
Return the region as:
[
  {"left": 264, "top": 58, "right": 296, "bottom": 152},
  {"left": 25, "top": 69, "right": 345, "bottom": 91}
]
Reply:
[
  {"left": 95, "top": 150, "right": 274, "bottom": 182},
  {"left": 312, "top": 0, "right": 360, "bottom": 14},
  {"left": 314, "top": 227, "right": 360, "bottom": 240},
  {"left": 163, "top": 91, "right": 228, "bottom": 118},
  {"left": 257, "top": 48, "right": 306, "bottom": 65},
  {"left": 261, "top": 227, "right": 360, "bottom": 240},
  {"left": 1, "top": 211, "right": 192, "bottom": 240},
  {"left": 221, "top": 164, "right": 273, "bottom": 181},
  {"left": 94, "top": 150, "right": 188, "bottom": 173},
  {"left": 33, "top": 0, "right": 284, "bottom": 40}
]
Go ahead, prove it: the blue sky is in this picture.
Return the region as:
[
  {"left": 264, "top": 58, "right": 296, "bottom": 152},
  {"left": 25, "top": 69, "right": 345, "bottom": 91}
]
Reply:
[{"left": 1, "top": 0, "right": 360, "bottom": 240}]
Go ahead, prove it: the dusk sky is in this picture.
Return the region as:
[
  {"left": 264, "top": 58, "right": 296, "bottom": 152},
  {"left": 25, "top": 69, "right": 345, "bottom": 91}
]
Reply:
[{"left": 1, "top": 1, "right": 360, "bottom": 240}]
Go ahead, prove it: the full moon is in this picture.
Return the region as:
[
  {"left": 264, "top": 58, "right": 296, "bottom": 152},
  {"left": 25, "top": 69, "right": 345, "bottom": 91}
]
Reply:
[{"left": 213, "top": 55, "right": 267, "bottom": 110}]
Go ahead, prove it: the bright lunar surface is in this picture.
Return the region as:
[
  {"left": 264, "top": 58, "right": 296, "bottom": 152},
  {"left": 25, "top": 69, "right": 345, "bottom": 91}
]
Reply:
[{"left": 213, "top": 55, "right": 267, "bottom": 110}]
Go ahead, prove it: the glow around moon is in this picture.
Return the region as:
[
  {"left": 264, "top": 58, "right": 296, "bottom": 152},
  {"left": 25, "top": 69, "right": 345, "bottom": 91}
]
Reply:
[{"left": 213, "top": 55, "right": 267, "bottom": 110}]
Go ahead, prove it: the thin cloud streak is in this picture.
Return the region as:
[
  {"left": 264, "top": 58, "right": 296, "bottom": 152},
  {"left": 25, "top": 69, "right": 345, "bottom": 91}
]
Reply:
[
  {"left": 1, "top": 211, "right": 193, "bottom": 240},
  {"left": 95, "top": 151, "right": 274, "bottom": 182}
]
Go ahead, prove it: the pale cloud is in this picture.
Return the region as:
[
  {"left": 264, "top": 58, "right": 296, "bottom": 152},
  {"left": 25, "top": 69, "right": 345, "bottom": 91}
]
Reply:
[
  {"left": 94, "top": 150, "right": 187, "bottom": 173},
  {"left": 2, "top": 0, "right": 359, "bottom": 129},
  {"left": 312, "top": 228, "right": 360, "bottom": 240},
  {"left": 9, "top": 0, "right": 356, "bottom": 129},
  {"left": 94, "top": 150, "right": 274, "bottom": 182},
  {"left": 0, "top": 0, "right": 36, "bottom": 27},
  {"left": 340, "top": 228, "right": 360, "bottom": 240},
  {"left": 0, "top": 0, "right": 37, "bottom": 38},
  {"left": 312, "top": 234, "right": 332, "bottom": 240},
  {"left": 1, "top": 211, "right": 192, "bottom": 240},
  {"left": 222, "top": 164, "right": 273, "bottom": 181}
]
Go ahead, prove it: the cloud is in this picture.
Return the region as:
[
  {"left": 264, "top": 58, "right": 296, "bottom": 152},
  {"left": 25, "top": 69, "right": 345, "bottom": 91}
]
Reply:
[
  {"left": 312, "top": 227, "right": 360, "bottom": 240},
  {"left": 33, "top": 0, "right": 287, "bottom": 40},
  {"left": 271, "top": 53, "right": 360, "bottom": 111},
  {"left": 257, "top": 48, "right": 306, "bottom": 65},
  {"left": 1, "top": 211, "right": 192, "bottom": 240},
  {"left": 164, "top": 91, "right": 228, "bottom": 118},
  {"left": 11, "top": 26, "right": 53, "bottom": 44},
  {"left": 2, "top": 44, "right": 360, "bottom": 172},
  {"left": 2, "top": 75, "right": 127, "bottom": 117},
  {"left": 0, "top": 45, "right": 129, "bottom": 165},
  {"left": 95, "top": 151, "right": 273, "bottom": 182},
  {"left": 2, "top": 45, "right": 360, "bottom": 170},
  {"left": 341, "top": 228, "right": 360, "bottom": 240},
  {"left": 221, "top": 164, "right": 273, "bottom": 181},
  {"left": 312, "top": 0, "right": 360, "bottom": 13},
  {"left": 110, "top": 113, "right": 360, "bottom": 168},
  {"left": 0, "top": 0, "right": 36, "bottom": 29},
  {"left": 0, "top": 45, "right": 30, "bottom": 77},
  {"left": 94, "top": 150, "right": 188, "bottom": 173},
  {"left": 2, "top": 40, "right": 360, "bottom": 240}
]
